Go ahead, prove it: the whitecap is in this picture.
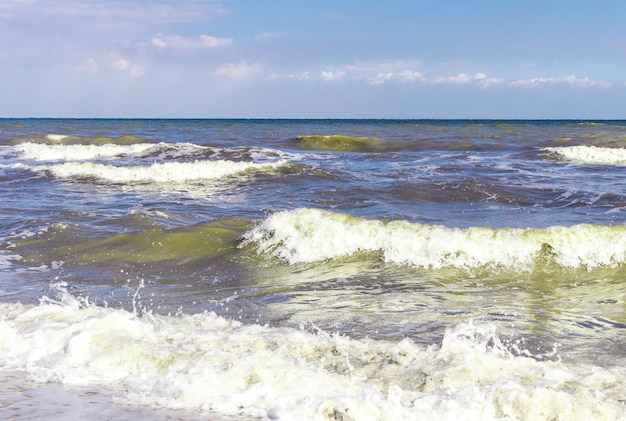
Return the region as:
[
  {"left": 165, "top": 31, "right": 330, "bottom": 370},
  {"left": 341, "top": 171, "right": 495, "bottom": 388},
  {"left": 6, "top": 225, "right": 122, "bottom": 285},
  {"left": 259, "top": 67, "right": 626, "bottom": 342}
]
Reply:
[
  {"left": 544, "top": 145, "right": 626, "bottom": 165},
  {"left": 32, "top": 159, "right": 290, "bottom": 184},
  {"left": 242, "top": 208, "right": 626, "bottom": 270}
]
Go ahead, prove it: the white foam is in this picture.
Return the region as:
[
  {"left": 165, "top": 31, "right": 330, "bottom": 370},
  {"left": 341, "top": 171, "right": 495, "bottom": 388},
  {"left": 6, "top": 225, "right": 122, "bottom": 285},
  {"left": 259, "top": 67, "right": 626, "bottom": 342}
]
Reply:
[
  {"left": 242, "top": 208, "right": 626, "bottom": 269},
  {"left": 0, "top": 252, "right": 21, "bottom": 270},
  {"left": 46, "top": 134, "right": 67, "bottom": 142},
  {"left": 0, "top": 286, "right": 624, "bottom": 420},
  {"left": 14, "top": 142, "right": 208, "bottom": 162},
  {"left": 31, "top": 159, "right": 290, "bottom": 184},
  {"left": 544, "top": 145, "right": 626, "bottom": 165}
]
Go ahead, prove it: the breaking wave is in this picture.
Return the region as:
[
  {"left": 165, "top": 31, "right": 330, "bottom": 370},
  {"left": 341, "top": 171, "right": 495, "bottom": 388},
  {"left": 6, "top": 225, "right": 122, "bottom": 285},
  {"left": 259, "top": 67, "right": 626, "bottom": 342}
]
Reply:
[
  {"left": 0, "top": 284, "right": 624, "bottom": 420},
  {"left": 544, "top": 145, "right": 626, "bottom": 165},
  {"left": 30, "top": 159, "right": 291, "bottom": 184},
  {"left": 242, "top": 208, "right": 626, "bottom": 270}
]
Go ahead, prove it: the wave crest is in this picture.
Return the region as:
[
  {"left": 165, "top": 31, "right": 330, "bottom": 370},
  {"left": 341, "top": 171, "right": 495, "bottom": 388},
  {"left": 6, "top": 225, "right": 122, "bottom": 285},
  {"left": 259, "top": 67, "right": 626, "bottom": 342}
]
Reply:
[
  {"left": 32, "top": 159, "right": 290, "bottom": 183},
  {"left": 243, "top": 208, "right": 626, "bottom": 270},
  {"left": 286, "top": 135, "right": 402, "bottom": 152},
  {"left": 544, "top": 145, "right": 626, "bottom": 165}
]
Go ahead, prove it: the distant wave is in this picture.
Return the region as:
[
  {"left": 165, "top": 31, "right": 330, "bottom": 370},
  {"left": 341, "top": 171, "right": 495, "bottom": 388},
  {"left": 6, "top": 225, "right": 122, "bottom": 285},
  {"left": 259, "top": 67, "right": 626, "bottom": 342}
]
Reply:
[
  {"left": 544, "top": 145, "right": 626, "bottom": 165},
  {"left": 31, "top": 159, "right": 291, "bottom": 183},
  {"left": 243, "top": 208, "right": 626, "bottom": 270},
  {"left": 11, "top": 133, "right": 148, "bottom": 145},
  {"left": 286, "top": 135, "right": 404, "bottom": 152}
]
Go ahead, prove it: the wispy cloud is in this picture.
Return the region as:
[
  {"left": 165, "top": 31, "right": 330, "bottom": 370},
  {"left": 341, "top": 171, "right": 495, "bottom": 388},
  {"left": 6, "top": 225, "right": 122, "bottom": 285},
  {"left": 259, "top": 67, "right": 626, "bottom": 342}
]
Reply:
[
  {"left": 368, "top": 72, "right": 393, "bottom": 86},
  {"left": 510, "top": 75, "right": 612, "bottom": 88},
  {"left": 320, "top": 59, "right": 505, "bottom": 88},
  {"left": 271, "top": 71, "right": 311, "bottom": 81},
  {"left": 346, "top": 59, "right": 424, "bottom": 75},
  {"left": 320, "top": 70, "right": 346, "bottom": 81},
  {"left": 74, "top": 53, "right": 144, "bottom": 77},
  {"left": 76, "top": 58, "right": 99, "bottom": 75},
  {"left": 0, "top": 0, "right": 229, "bottom": 26},
  {"left": 109, "top": 55, "right": 144, "bottom": 77},
  {"left": 199, "top": 34, "right": 233, "bottom": 47},
  {"left": 430, "top": 73, "right": 473, "bottom": 85},
  {"left": 151, "top": 34, "right": 233, "bottom": 51},
  {"left": 322, "top": 59, "right": 423, "bottom": 85},
  {"left": 398, "top": 71, "right": 425, "bottom": 82},
  {"left": 0, "top": 1, "right": 230, "bottom": 65},
  {"left": 255, "top": 32, "right": 285, "bottom": 41},
  {"left": 215, "top": 61, "right": 263, "bottom": 78},
  {"left": 317, "top": 59, "right": 611, "bottom": 91},
  {"left": 473, "top": 72, "right": 504, "bottom": 87}
]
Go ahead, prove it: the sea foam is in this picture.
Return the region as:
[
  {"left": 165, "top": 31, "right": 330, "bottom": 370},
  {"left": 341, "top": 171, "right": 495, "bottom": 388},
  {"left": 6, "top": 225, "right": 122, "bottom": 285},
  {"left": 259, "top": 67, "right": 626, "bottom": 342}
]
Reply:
[{"left": 0, "top": 284, "right": 624, "bottom": 420}]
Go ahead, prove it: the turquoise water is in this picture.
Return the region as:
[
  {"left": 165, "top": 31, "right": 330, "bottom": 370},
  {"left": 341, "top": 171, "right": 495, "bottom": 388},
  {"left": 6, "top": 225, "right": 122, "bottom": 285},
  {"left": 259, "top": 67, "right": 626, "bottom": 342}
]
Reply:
[{"left": 0, "top": 119, "right": 625, "bottom": 420}]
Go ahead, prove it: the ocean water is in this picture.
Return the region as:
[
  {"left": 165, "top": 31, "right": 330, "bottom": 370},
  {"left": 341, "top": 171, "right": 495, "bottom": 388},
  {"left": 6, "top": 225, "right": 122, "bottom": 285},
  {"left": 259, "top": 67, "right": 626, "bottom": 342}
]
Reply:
[{"left": 0, "top": 119, "right": 625, "bottom": 420}]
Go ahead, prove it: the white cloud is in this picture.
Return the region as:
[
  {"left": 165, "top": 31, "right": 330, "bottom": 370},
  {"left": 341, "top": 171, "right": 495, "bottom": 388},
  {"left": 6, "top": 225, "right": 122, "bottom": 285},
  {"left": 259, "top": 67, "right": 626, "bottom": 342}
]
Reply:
[
  {"left": 346, "top": 59, "right": 423, "bottom": 74},
  {"left": 473, "top": 72, "right": 504, "bottom": 87},
  {"left": 510, "top": 77, "right": 560, "bottom": 87},
  {"left": 561, "top": 75, "right": 612, "bottom": 88},
  {"left": 510, "top": 75, "right": 612, "bottom": 88},
  {"left": 104, "top": 52, "right": 145, "bottom": 77},
  {"left": 320, "top": 59, "right": 424, "bottom": 84},
  {"left": 109, "top": 57, "right": 145, "bottom": 77},
  {"left": 74, "top": 53, "right": 144, "bottom": 77},
  {"left": 273, "top": 71, "right": 311, "bottom": 80},
  {"left": 151, "top": 34, "right": 233, "bottom": 51},
  {"left": 398, "top": 70, "right": 425, "bottom": 82},
  {"left": 368, "top": 72, "right": 393, "bottom": 85},
  {"left": 215, "top": 60, "right": 262, "bottom": 78},
  {"left": 151, "top": 38, "right": 167, "bottom": 48},
  {"left": 199, "top": 34, "right": 233, "bottom": 47},
  {"left": 430, "top": 73, "right": 472, "bottom": 85},
  {"left": 320, "top": 70, "right": 346, "bottom": 81},
  {"left": 319, "top": 63, "right": 505, "bottom": 88}
]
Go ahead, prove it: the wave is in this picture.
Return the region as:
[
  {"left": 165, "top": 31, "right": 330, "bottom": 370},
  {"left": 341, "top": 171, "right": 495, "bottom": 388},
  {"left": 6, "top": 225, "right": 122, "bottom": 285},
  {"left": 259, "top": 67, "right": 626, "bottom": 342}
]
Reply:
[
  {"left": 242, "top": 208, "right": 626, "bottom": 270},
  {"left": 30, "top": 159, "right": 291, "bottom": 184},
  {"left": 286, "top": 135, "right": 404, "bottom": 152},
  {"left": 11, "top": 134, "right": 149, "bottom": 146},
  {"left": 544, "top": 145, "right": 626, "bottom": 165},
  {"left": 14, "top": 142, "right": 167, "bottom": 161},
  {"left": 13, "top": 218, "right": 252, "bottom": 268},
  {"left": 0, "top": 284, "right": 624, "bottom": 420}
]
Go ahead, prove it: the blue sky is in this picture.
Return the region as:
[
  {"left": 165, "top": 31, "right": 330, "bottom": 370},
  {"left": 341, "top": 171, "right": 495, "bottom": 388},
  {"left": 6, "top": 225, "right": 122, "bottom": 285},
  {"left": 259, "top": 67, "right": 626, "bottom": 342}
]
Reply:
[{"left": 1, "top": 0, "right": 625, "bottom": 118}]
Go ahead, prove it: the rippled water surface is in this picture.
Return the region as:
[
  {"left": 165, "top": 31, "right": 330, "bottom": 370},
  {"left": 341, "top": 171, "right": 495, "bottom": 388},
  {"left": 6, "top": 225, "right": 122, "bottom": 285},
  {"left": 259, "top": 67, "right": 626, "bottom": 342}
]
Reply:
[{"left": 1, "top": 119, "right": 625, "bottom": 420}]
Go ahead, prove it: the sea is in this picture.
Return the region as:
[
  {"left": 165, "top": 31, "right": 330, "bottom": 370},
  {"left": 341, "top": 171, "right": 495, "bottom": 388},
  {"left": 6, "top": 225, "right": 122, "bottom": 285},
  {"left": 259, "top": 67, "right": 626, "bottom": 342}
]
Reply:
[{"left": 0, "top": 119, "right": 625, "bottom": 420}]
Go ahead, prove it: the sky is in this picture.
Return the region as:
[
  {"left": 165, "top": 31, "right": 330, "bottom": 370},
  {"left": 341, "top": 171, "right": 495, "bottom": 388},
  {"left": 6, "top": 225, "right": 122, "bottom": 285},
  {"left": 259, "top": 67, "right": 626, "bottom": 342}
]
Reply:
[{"left": 1, "top": 0, "right": 626, "bottom": 119}]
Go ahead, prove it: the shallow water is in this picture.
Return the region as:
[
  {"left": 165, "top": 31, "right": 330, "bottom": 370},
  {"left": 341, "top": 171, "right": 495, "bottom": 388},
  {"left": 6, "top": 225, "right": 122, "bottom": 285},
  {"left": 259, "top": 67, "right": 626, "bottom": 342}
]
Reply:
[{"left": 0, "top": 119, "right": 625, "bottom": 420}]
